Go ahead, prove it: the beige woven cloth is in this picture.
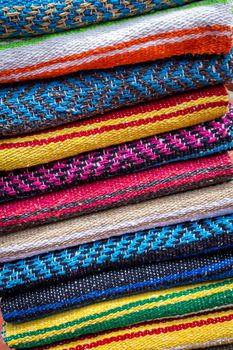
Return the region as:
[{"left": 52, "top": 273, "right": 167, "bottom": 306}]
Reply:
[{"left": 1, "top": 181, "right": 232, "bottom": 262}]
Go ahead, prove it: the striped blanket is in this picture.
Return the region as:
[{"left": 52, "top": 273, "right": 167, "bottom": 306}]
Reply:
[
  {"left": 0, "top": 0, "right": 232, "bottom": 84},
  {"left": 1, "top": 213, "right": 232, "bottom": 296},
  {"left": 3, "top": 279, "right": 233, "bottom": 346},
  {"left": 24, "top": 310, "right": 233, "bottom": 350},
  {"left": 0, "top": 85, "right": 228, "bottom": 171},
  {"left": 1, "top": 109, "right": 232, "bottom": 203},
  {"left": 0, "top": 152, "right": 232, "bottom": 234},
  {"left": 0, "top": 181, "right": 232, "bottom": 263},
  {"left": 1, "top": 51, "right": 233, "bottom": 137}
]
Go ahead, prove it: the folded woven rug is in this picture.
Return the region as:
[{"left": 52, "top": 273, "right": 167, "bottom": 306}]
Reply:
[
  {"left": 1, "top": 107, "right": 233, "bottom": 203},
  {"left": 1, "top": 152, "right": 233, "bottom": 234},
  {"left": 1, "top": 180, "right": 232, "bottom": 263},
  {"left": 1, "top": 51, "right": 233, "bottom": 138},
  {"left": 0, "top": 0, "right": 198, "bottom": 38},
  {"left": 0, "top": 85, "right": 229, "bottom": 171},
  {"left": 2, "top": 252, "right": 233, "bottom": 323},
  {"left": 3, "top": 278, "right": 233, "bottom": 345},
  {"left": 0, "top": 0, "right": 232, "bottom": 84},
  {"left": 1, "top": 213, "right": 233, "bottom": 296},
  {"left": 21, "top": 309, "right": 233, "bottom": 350}
]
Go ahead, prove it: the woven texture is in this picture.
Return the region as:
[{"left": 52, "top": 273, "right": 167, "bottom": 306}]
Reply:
[
  {"left": 2, "top": 252, "right": 233, "bottom": 323},
  {"left": 1, "top": 213, "right": 233, "bottom": 296},
  {"left": 3, "top": 278, "right": 233, "bottom": 345},
  {"left": 0, "top": 0, "right": 197, "bottom": 38},
  {"left": 1, "top": 109, "right": 233, "bottom": 203},
  {"left": 1, "top": 152, "right": 232, "bottom": 234},
  {"left": 1, "top": 52, "right": 233, "bottom": 138},
  {"left": 0, "top": 0, "right": 232, "bottom": 84},
  {"left": 1, "top": 86, "right": 229, "bottom": 171},
  {"left": 0, "top": 85, "right": 229, "bottom": 171},
  {"left": 23, "top": 310, "right": 233, "bottom": 350},
  {"left": 1, "top": 181, "right": 232, "bottom": 263}
]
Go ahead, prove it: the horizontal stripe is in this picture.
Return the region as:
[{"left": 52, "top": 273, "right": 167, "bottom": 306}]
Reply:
[
  {"left": 0, "top": 103, "right": 227, "bottom": 165},
  {"left": 0, "top": 180, "right": 232, "bottom": 262},
  {"left": 0, "top": 25, "right": 229, "bottom": 78},
  {"left": 2, "top": 34, "right": 231, "bottom": 83},
  {"left": 1, "top": 49, "right": 232, "bottom": 139},
  {"left": 0, "top": 88, "right": 228, "bottom": 171},
  {"left": 53, "top": 312, "right": 233, "bottom": 350},
  {"left": 0, "top": 1, "right": 231, "bottom": 83},
  {"left": 1, "top": 212, "right": 232, "bottom": 295},
  {"left": 3, "top": 279, "right": 233, "bottom": 347},
  {"left": 27, "top": 310, "right": 233, "bottom": 350},
  {"left": 1, "top": 166, "right": 231, "bottom": 226},
  {"left": 0, "top": 94, "right": 227, "bottom": 146},
  {"left": 0, "top": 153, "right": 231, "bottom": 233},
  {"left": 0, "top": 109, "right": 232, "bottom": 203},
  {"left": 3, "top": 259, "right": 233, "bottom": 322}
]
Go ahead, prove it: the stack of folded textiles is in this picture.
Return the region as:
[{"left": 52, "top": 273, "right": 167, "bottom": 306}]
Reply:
[{"left": 1, "top": 0, "right": 233, "bottom": 349}]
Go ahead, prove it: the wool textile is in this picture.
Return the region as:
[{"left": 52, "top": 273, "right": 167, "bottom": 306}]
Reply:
[
  {"left": 2, "top": 252, "right": 233, "bottom": 323},
  {"left": 1, "top": 181, "right": 232, "bottom": 263},
  {"left": 1, "top": 152, "right": 232, "bottom": 234},
  {"left": 0, "top": 0, "right": 232, "bottom": 84},
  {"left": 1, "top": 109, "right": 233, "bottom": 203},
  {"left": 0, "top": 85, "right": 228, "bottom": 171},
  {"left": 0, "top": 0, "right": 197, "bottom": 38},
  {"left": 1, "top": 52, "right": 233, "bottom": 137},
  {"left": 24, "top": 310, "right": 233, "bottom": 350},
  {"left": 3, "top": 279, "right": 233, "bottom": 346},
  {"left": 0, "top": 213, "right": 232, "bottom": 296}
]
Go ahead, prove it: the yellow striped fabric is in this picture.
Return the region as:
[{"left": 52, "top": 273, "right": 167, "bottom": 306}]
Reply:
[
  {"left": 4, "top": 279, "right": 233, "bottom": 348},
  {"left": 0, "top": 87, "right": 228, "bottom": 171}
]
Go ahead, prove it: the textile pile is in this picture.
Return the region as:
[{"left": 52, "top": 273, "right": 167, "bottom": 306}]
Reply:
[{"left": 0, "top": 0, "right": 233, "bottom": 349}]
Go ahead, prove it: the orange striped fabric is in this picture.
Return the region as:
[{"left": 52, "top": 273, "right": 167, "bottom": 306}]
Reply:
[{"left": 0, "top": 0, "right": 231, "bottom": 83}]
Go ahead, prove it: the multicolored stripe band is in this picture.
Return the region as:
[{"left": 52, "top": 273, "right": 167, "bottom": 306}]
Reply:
[
  {"left": 3, "top": 279, "right": 233, "bottom": 347},
  {"left": 1, "top": 152, "right": 232, "bottom": 234},
  {"left": 3, "top": 252, "right": 233, "bottom": 323},
  {"left": 1, "top": 180, "right": 232, "bottom": 263},
  {"left": 0, "top": 0, "right": 232, "bottom": 84},
  {"left": 1, "top": 213, "right": 232, "bottom": 296},
  {"left": 1, "top": 51, "right": 233, "bottom": 138},
  {"left": 25, "top": 310, "right": 233, "bottom": 350},
  {"left": 1, "top": 109, "right": 232, "bottom": 203},
  {"left": 0, "top": 85, "right": 228, "bottom": 171},
  {"left": 0, "top": 0, "right": 198, "bottom": 38}
]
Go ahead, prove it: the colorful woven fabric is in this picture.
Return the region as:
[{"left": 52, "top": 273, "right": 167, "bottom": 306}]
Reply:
[
  {"left": 3, "top": 278, "right": 233, "bottom": 346},
  {"left": 2, "top": 252, "right": 233, "bottom": 323},
  {"left": 1, "top": 180, "right": 232, "bottom": 263},
  {"left": 1, "top": 213, "right": 233, "bottom": 296},
  {"left": 1, "top": 52, "right": 233, "bottom": 138},
  {"left": 23, "top": 309, "right": 233, "bottom": 350},
  {"left": 1, "top": 152, "right": 232, "bottom": 234},
  {"left": 0, "top": 0, "right": 197, "bottom": 38},
  {"left": 1, "top": 109, "right": 233, "bottom": 203},
  {"left": 0, "top": 85, "right": 229, "bottom": 171},
  {"left": 0, "top": 0, "right": 232, "bottom": 84}
]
